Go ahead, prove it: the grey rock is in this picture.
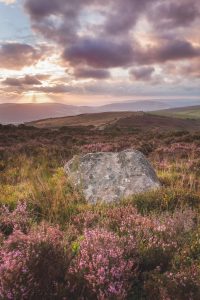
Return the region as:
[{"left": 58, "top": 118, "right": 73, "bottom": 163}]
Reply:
[{"left": 65, "top": 150, "right": 161, "bottom": 203}]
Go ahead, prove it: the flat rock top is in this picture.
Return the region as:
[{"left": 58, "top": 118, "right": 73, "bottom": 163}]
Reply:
[{"left": 65, "top": 150, "right": 160, "bottom": 203}]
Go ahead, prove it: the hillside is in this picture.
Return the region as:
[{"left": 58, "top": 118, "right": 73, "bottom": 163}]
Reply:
[
  {"left": 0, "top": 103, "right": 95, "bottom": 124},
  {"left": 97, "top": 100, "right": 170, "bottom": 112},
  {"left": 152, "top": 105, "right": 200, "bottom": 119},
  {"left": 1, "top": 112, "right": 200, "bottom": 300},
  {"left": 27, "top": 111, "right": 200, "bottom": 131},
  {"left": 27, "top": 112, "right": 135, "bottom": 128},
  {"left": 0, "top": 100, "right": 171, "bottom": 124},
  {"left": 4, "top": 101, "right": 200, "bottom": 125}
]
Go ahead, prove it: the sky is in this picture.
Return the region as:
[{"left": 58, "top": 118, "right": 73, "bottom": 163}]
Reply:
[{"left": 0, "top": 0, "right": 200, "bottom": 105}]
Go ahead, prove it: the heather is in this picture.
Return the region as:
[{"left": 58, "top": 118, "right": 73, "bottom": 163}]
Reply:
[{"left": 1, "top": 124, "right": 200, "bottom": 299}]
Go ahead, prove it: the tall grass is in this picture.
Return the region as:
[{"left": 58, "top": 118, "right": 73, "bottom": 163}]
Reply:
[{"left": 1, "top": 125, "right": 200, "bottom": 299}]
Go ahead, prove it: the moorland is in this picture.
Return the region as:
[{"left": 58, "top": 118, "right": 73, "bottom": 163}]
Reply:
[
  {"left": 152, "top": 105, "right": 200, "bottom": 120},
  {"left": 0, "top": 112, "right": 200, "bottom": 299}
]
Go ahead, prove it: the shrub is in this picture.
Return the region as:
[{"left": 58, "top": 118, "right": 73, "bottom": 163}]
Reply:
[
  {"left": 144, "top": 265, "right": 200, "bottom": 300},
  {"left": 70, "top": 228, "right": 137, "bottom": 300},
  {"left": 128, "top": 188, "right": 200, "bottom": 214},
  {"left": 81, "top": 143, "right": 118, "bottom": 153},
  {"left": 72, "top": 210, "right": 101, "bottom": 234},
  {"left": 0, "top": 223, "right": 71, "bottom": 300},
  {"left": 101, "top": 206, "right": 196, "bottom": 273},
  {"left": 0, "top": 202, "right": 31, "bottom": 236}
]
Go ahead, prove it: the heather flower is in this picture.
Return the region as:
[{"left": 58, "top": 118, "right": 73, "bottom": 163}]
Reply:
[
  {"left": 70, "top": 228, "right": 136, "bottom": 300},
  {"left": 0, "top": 202, "right": 31, "bottom": 236},
  {"left": 147, "top": 265, "right": 200, "bottom": 300},
  {"left": 72, "top": 211, "right": 100, "bottom": 233},
  {"left": 0, "top": 223, "right": 71, "bottom": 300}
]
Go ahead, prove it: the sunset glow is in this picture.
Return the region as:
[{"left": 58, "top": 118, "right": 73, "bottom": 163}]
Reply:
[{"left": 0, "top": 0, "right": 200, "bottom": 105}]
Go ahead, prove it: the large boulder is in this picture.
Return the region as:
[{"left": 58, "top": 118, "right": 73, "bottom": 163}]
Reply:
[{"left": 65, "top": 150, "right": 161, "bottom": 203}]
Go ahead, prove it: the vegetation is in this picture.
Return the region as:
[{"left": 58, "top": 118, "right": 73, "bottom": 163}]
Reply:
[
  {"left": 0, "top": 122, "right": 200, "bottom": 299},
  {"left": 151, "top": 105, "right": 200, "bottom": 120}
]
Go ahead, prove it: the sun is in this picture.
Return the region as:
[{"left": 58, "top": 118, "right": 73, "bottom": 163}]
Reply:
[{"left": 19, "top": 92, "right": 52, "bottom": 103}]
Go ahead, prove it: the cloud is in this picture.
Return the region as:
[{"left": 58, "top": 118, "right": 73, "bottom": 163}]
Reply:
[
  {"left": 2, "top": 75, "right": 42, "bottom": 86},
  {"left": 63, "top": 38, "right": 134, "bottom": 68},
  {"left": 0, "top": 0, "right": 16, "bottom": 5},
  {"left": 149, "top": 1, "right": 200, "bottom": 29},
  {"left": 166, "top": 60, "right": 200, "bottom": 79},
  {"left": 24, "top": 0, "right": 88, "bottom": 44},
  {"left": 22, "top": 75, "right": 42, "bottom": 85},
  {"left": 35, "top": 84, "right": 77, "bottom": 94},
  {"left": 24, "top": 0, "right": 154, "bottom": 39},
  {"left": 24, "top": 0, "right": 151, "bottom": 69},
  {"left": 104, "top": 0, "right": 155, "bottom": 35},
  {"left": 1, "top": 0, "right": 198, "bottom": 100},
  {"left": 2, "top": 78, "right": 22, "bottom": 87},
  {"left": 24, "top": 0, "right": 200, "bottom": 70},
  {"left": 136, "top": 39, "right": 200, "bottom": 65},
  {"left": 73, "top": 67, "right": 110, "bottom": 79},
  {"left": 130, "top": 66, "right": 155, "bottom": 81},
  {"left": 156, "top": 39, "right": 200, "bottom": 62},
  {"left": 0, "top": 43, "right": 45, "bottom": 70},
  {"left": 24, "top": 0, "right": 61, "bottom": 19}
]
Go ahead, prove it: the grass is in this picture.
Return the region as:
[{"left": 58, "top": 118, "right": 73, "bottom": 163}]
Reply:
[
  {"left": 1, "top": 123, "right": 200, "bottom": 299},
  {"left": 1, "top": 124, "right": 200, "bottom": 220},
  {"left": 151, "top": 106, "right": 200, "bottom": 120}
]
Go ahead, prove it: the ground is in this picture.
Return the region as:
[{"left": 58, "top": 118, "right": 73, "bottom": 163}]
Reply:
[{"left": 0, "top": 113, "right": 200, "bottom": 299}]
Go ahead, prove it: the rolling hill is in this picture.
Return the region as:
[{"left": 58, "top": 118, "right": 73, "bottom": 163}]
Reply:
[
  {"left": 2, "top": 101, "right": 200, "bottom": 125},
  {"left": 0, "top": 100, "right": 170, "bottom": 124},
  {"left": 152, "top": 105, "right": 200, "bottom": 119},
  {"left": 0, "top": 103, "right": 95, "bottom": 124},
  {"left": 96, "top": 100, "right": 169, "bottom": 112},
  {"left": 27, "top": 112, "right": 135, "bottom": 129},
  {"left": 27, "top": 111, "right": 200, "bottom": 131}
]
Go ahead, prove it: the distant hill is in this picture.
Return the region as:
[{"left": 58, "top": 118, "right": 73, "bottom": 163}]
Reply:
[
  {"left": 96, "top": 100, "right": 169, "bottom": 112},
  {"left": 0, "top": 103, "right": 95, "bottom": 124},
  {"left": 152, "top": 105, "right": 200, "bottom": 119},
  {"left": 0, "top": 100, "right": 170, "bottom": 124},
  {"left": 27, "top": 111, "right": 200, "bottom": 132}
]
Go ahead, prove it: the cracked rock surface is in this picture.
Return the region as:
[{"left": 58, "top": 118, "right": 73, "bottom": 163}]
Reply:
[{"left": 65, "top": 149, "right": 161, "bottom": 203}]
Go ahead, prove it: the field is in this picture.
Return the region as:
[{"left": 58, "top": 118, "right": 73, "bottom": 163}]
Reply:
[
  {"left": 28, "top": 111, "right": 200, "bottom": 130},
  {"left": 1, "top": 113, "right": 200, "bottom": 299},
  {"left": 27, "top": 111, "right": 135, "bottom": 129},
  {"left": 152, "top": 105, "right": 200, "bottom": 119}
]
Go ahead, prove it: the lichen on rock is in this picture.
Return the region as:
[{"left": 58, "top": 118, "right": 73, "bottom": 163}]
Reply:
[{"left": 65, "top": 150, "right": 161, "bottom": 203}]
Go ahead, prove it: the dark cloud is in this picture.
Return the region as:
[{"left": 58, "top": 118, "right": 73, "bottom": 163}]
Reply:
[
  {"left": 24, "top": 0, "right": 150, "bottom": 70},
  {"left": 0, "top": 43, "right": 44, "bottom": 70},
  {"left": 24, "top": 0, "right": 155, "bottom": 40},
  {"left": 136, "top": 39, "right": 200, "bottom": 65},
  {"left": 24, "top": 0, "right": 200, "bottom": 72},
  {"left": 24, "top": 0, "right": 96, "bottom": 44},
  {"left": 74, "top": 67, "right": 110, "bottom": 79},
  {"left": 156, "top": 40, "right": 200, "bottom": 62},
  {"left": 24, "top": 0, "right": 97, "bottom": 20},
  {"left": 2, "top": 75, "right": 42, "bottom": 86},
  {"left": 104, "top": 0, "right": 155, "bottom": 35},
  {"left": 130, "top": 66, "right": 155, "bottom": 81},
  {"left": 24, "top": 0, "right": 61, "bottom": 20},
  {"left": 35, "top": 84, "right": 74, "bottom": 94},
  {"left": 22, "top": 75, "right": 42, "bottom": 85},
  {"left": 63, "top": 38, "right": 134, "bottom": 68},
  {"left": 149, "top": 1, "right": 200, "bottom": 29},
  {"left": 2, "top": 78, "right": 22, "bottom": 87}
]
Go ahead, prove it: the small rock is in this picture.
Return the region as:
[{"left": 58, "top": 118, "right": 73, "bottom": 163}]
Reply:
[{"left": 65, "top": 149, "right": 161, "bottom": 203}]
